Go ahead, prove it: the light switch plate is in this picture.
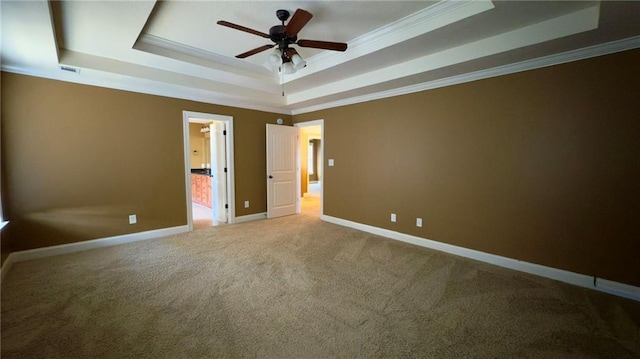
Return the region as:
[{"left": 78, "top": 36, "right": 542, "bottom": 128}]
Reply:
[
  {"left": 129, "top": 214, "right": 137, "bottom": 224},
  {"left": 328, "top": 159, "right": 335, "bottom": 167}
]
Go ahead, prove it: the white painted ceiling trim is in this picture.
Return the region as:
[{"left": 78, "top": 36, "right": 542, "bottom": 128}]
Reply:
[
  {"left": 1, "top": 63, "right": 292, "bottom": 115},
  {"left": 134, "top": 33, "right": 278, "bottom": 84},
  {"left": 287, "top": 4, "right": 600, "bottom": 106},
  {"left": 292, "top": 35, "right": 640, "bottom": 115},
  {"left": 3, "top": 0, "right": 640, "bottom": 115},
  {"left": 5, "top": 34, "right": 638, "bottom": 117},
  {"left": 286, "top": 0, "right": 495, "bottom": 83}
]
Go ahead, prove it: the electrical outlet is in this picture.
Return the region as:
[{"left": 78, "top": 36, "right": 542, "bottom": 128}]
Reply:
[
  {"left": 416, "top": 218, "right": 423, "bottom": 227},
  {"left": 128, "top": 214, "right": 137, "bottom": 224},
  {"left": 391, "top": 213, "right": 397, "bottom": 223},
  {"left": 244, "top": 200, "right": 250, "bottom": 208}
]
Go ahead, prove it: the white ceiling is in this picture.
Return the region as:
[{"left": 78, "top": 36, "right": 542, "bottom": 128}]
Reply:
[{"left": 2, "top": 1, "right": 640, "bottom": 115}]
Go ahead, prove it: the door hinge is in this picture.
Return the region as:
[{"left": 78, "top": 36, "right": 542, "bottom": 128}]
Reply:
[
  {"left": 225, "top": 204, "right": 229, "bottom": 209},
  {"left": 223, "top": 130, "right": 227, "bottom": 136},
  {"left": 224, "top": 167, "right": 227, "bottom": 173}
]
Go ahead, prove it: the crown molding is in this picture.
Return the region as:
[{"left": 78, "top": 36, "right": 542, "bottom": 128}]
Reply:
[
  {"left": 291, "top": 35, "right": 640, "bottom": 115},
  {"left": 1, "top": 64, "right": 293, "bottom": 115},
  {"left": 4, "top": 34, "right": 638, "bottom": 118},
  {"left": 287, "top": 0, "right": 495, "bottom": 83},
  {"left": 134, "top": 33, "right": 277, "bottom": 85},
  {"left": 288, "top": 3, "right": 600, "bottom": 106}
]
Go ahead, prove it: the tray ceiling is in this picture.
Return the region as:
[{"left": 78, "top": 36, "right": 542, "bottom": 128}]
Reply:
[{"left": 2, "top": 1, "right": 639, "bottom": 114}]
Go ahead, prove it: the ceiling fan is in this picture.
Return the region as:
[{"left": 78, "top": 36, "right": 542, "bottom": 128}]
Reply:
[{"left": 217, "top": 9, "right": 347, "bottom": 74}]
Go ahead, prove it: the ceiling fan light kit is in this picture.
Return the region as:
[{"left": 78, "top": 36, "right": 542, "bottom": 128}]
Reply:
[{"left": 217, "top": 8, "right": 347, "bottom": 76}]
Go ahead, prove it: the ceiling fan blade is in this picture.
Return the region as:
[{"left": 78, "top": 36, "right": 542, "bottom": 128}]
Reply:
[
  {"left": 297, "top": 39, "right": 347, "bottom": 52},
  {"left": 235, "top": 44, "right": 275, "bottom": 59},
  {"left": 217, "top": 20, "right": 270, "bottom": 38},
  {"left": 285, "top": 9, "right": 313, "bottom": 37}
]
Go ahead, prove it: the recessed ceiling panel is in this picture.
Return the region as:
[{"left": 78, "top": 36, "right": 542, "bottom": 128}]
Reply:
[{"left": 142, "top": 1, "right": 436, "bottom": 66}]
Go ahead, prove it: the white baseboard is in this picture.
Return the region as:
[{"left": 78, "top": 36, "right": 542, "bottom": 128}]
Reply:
[
  {"left": 595, "top": 278, "right": 640, "bottom": 302},
  {"left": 1, "top": 253, "right": 16, "bottom": 284},
  {"left": 321, "top": 215, "right": 639, "bottom": 302},
  {"left": 0, "top": 225, "right": 189, "bottom": 282},
  {"left": 235, "top": 212, "right": 267, "bottom": 223}
]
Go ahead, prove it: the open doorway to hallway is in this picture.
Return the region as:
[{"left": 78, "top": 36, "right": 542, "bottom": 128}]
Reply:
[
  {"left": 296, "top": 120, "right": 323, "bottom": 217},
  {"left": 182, "top": 111, "right": 236, "bottom": 231}
]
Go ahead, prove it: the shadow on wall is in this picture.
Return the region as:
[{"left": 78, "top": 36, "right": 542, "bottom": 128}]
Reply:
[{"left": 8, "top": 205, "right": 172, "bottom": 250}]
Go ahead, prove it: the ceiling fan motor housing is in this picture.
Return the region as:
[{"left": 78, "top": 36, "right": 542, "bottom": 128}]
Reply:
[{"left": 269, "top": 25, "right": 296, "bottom": 49}]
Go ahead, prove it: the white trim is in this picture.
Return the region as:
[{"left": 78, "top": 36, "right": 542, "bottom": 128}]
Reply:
[
  {"left": 234, "top": 212, "right": 268, "bottom": 223},
  {"left": 287, "top": 0, "right": 495, "bottom": 83},
  {"left": 0, "top": 225, "right": 188, "bottom": 282},
  {"left": 4, "top": 34, "right": 639, "bottom": 117},
  {"left": 1, "top": 253, "right": 15, "bottom": 283},
  {"left": 296, "top": 127, "right": 302, "bottom": 215},
  {"left": 3, "top": 218, "right": 638, "bottom": 301},
  {"left": 292, "top": 35, "right": 640, "bottom": 115},
  {"left": 595, "top": 278, "right": 640, "bottom": 302},
  {"left": 1, "top": 64, "right": 291, "bottom": 116},
  {"left": 3, "top": 35, "right": 638, "bottom": 118},
  {"left": 288, "top": 4, "right": 601, "bottom": 106},
  {"left": 1, "top": 226, "right": 188, "bottom": 283},
  {"left": 183, "top": 117, "right": 195, "bottom": 232},
  {"left": 135, "top": 34, "right": 276, "bottom": 84},
  {"left": 0, "top": 221, "right": 8, "bottom": 231},
  {"left": 183, "top": 111, "right": 236, "bottom": 228},
  {"left": 321, "top": 215, "right": 639, "bottom": 302}
]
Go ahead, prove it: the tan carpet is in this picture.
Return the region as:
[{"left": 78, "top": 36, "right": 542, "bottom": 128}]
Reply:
[
  {"left": 192, "top": 202, "right": 213, "bottom": 230},
  {"left": 2, "top": 196, "right": 639, "bottom": 358}
]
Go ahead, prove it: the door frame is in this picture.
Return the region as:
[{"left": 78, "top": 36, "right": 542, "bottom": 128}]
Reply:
[
  {"left": 295, "top": 119, "right": 324, "bottom": 216},
  {"left": 182, "top": 111, "right": 236, "bottom": 230},
  {"left": 209, "top": 121, "right": 228, "bottom": 224}
]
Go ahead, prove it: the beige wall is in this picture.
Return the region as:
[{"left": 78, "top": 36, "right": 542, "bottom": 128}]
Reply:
[
  {"left": 300, "top": 134, "right": 308, "bottom": 196},
  {"left": 189, "top": 123, "right": 206, "bottom": 168},
  {"left": 295, "top": 49, "right": 640, "bottom": 287},
  {"left": 308, "top": 139, "right": 320, "bottom": 182},
  {"left": 1, "top": 73, "right": 291, "bottom": 252}
]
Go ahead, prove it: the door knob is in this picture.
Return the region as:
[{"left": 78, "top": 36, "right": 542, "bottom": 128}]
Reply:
[{"left": 268, "top": 175, "right": 273, "bottom": 179}]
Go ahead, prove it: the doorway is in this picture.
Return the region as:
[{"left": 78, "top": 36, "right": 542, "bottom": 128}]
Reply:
[
  {"left": 182, "top": 111, "right": 236, "bottom": 231},
  {"left": 295, "top": 120, "right": 324, "bottom": 216}
]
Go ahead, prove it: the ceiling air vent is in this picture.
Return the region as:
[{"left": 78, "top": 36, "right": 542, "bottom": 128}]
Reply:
[{"left": 60, "top": 65, "right": 80, "bottom": 74}]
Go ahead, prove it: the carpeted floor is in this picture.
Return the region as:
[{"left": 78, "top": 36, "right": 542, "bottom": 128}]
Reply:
[{"left": 2, "top": 195, "right": 639, "bottom": 358}]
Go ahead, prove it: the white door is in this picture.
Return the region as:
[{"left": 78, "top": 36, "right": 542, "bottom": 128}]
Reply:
[
  {"left": 210, "top": 121, "right": 228, "bottom": 223},
  {"left": 266, "top": 124, "right": 299, "bottom": 218}
]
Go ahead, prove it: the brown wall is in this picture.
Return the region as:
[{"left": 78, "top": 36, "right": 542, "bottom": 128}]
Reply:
[
  {"left": 295, "top": 49, "right": 640, "bottom": 287},
  {"left": 1, "top": 73, "right": 291, "bottom": 252},
  {"left": 2, "top": 49, "right": 639, "bottom": 287}
]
